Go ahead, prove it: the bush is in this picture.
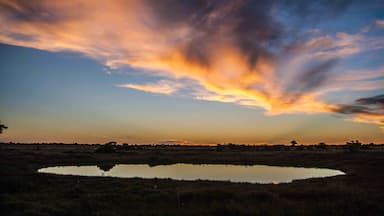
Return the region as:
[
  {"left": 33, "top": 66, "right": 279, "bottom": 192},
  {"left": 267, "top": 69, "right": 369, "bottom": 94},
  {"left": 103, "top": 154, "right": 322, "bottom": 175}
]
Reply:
[
  {"left": 317, "top": 142, "right": 327, "bottom": 150},
  {"left": 346, "top": 140, "right": 361, "bottom": 153},
  {"left": 95, "top": 142, "right": 117, "bottom": 153}
]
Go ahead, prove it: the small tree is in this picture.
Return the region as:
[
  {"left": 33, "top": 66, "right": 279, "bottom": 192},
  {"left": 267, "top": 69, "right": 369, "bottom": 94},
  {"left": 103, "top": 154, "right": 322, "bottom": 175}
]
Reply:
[
  {"left": 346, "top": 140, "right": 361, "bottom": 153},
  {"left": 95, "top": 141, "right": 117, "bottom": 153},
  {"left": 0, "top": 122, "right": 8, "bottom": 134},
  {"left": 317, "top": 142, "right": 327, "bottom": 150},
  {"left": 290, "top": 140, "right": 298, "bottom": 147}
]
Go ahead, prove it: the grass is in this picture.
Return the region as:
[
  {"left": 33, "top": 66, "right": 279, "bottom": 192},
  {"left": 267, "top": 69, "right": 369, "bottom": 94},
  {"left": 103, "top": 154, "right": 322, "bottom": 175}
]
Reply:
[{"left": 1, "top": 143, "right": 384, "bottom": 215}]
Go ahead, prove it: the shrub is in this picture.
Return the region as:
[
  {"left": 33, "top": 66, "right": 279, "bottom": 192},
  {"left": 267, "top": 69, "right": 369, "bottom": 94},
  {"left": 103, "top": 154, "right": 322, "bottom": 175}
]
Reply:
[
  {"left": 346, "top": 140, "right": 361, "bottom": 153},
  {"left": 317, "top": 142, "right": 327, "bottom": 150},
  {"left": 95, "top": 142, "right": 117, "bottom": 153}
]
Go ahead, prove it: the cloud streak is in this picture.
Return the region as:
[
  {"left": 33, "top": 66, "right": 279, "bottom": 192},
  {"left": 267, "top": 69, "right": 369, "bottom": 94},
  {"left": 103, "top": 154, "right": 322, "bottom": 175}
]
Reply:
[
  {"left": 0, "top": 0, "right": 383, "bottom": 128},
  {"left": 333, "top": 95, "right": 384, "bottom": 130},
  {"left": 117, "top": 80, "right": 183, "bottom": 95}
]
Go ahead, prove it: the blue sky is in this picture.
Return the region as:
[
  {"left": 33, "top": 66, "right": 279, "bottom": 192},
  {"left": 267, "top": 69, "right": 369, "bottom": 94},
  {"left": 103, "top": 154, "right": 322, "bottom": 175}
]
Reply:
[{"left": 0, "top": 0, "right": 383, "bottom": 144}]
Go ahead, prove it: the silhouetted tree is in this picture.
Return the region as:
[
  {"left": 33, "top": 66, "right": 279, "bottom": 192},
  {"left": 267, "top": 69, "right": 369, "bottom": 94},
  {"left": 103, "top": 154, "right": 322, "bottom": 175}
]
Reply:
[
  {"left": 290, "top": 140, "right": 298, "bottom": 147},
  {"left": 0, "top": 122, "right": 8, "bottom": 134},
  {"left": 95, "top": 141, "right": 117, "bottom": 153},
  {"left": 346, "top": 140, "right": 362, "bottom": 152},
  {"left": 317, "top": 142, "right": 327, "bottom": 150}
]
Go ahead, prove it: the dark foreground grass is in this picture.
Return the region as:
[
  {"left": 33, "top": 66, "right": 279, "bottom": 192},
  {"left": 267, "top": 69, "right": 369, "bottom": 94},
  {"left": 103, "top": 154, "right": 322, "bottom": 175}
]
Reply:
[{"left": 1, "top": 144, "right": 384, "bottom": 215}]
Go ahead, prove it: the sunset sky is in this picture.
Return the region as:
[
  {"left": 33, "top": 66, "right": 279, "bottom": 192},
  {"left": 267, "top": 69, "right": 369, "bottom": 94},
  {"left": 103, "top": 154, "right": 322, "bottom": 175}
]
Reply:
[{"left": 0, "top": 0, "right": 383, "bottom": 144}]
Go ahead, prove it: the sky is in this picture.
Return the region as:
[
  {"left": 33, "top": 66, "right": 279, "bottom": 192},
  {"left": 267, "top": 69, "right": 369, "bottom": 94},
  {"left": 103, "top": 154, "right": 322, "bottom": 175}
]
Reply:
[{"left": 0, "top": 0, "right": 383, "bottom": 144}]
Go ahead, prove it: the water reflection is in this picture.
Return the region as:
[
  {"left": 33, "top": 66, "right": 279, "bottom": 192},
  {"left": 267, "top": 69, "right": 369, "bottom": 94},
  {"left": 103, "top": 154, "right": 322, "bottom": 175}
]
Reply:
[
  {"left": 97, "top": 163, "right": 116, "bottom": 172},
  {"left": 38, "top": 163, "right": 345, "bottom": 184}
]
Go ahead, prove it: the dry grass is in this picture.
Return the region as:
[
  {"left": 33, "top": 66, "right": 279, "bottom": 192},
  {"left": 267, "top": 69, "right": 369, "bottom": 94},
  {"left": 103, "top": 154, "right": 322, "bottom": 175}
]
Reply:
[{"left": 1, "top": 143, "right": 384, "bottom": 215}]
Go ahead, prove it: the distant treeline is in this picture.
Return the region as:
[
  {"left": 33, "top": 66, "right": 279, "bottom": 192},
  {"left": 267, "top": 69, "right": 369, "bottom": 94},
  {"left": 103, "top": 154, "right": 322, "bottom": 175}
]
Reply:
[{"left": 1, "top": 140, "right": 383, "bottom": 153}]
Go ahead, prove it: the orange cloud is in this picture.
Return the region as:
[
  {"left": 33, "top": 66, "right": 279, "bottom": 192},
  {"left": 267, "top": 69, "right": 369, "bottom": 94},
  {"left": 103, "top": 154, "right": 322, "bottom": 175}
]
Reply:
[{"left": 352, "top": 115, "right": 384, "bottom": 132}]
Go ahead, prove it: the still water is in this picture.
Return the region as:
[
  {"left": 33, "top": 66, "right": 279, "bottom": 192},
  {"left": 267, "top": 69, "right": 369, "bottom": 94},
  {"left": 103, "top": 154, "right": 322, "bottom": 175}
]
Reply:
[{"left": 38, "top": 163, "right": 344, "bottom": 184}]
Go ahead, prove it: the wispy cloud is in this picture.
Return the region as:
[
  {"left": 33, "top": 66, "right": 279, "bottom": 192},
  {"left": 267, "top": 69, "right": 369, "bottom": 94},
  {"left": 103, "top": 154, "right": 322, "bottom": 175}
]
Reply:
[
  {"left": 287, "top": 32, "right": 384, "bottom": 60},
  {"left": 0, "top": 0, "right": 383, "bottom": 128},
  {"left": 117, "top": 80, "right": 183, "bottom": 95}
]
